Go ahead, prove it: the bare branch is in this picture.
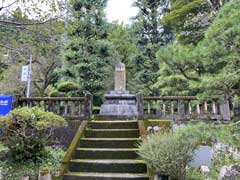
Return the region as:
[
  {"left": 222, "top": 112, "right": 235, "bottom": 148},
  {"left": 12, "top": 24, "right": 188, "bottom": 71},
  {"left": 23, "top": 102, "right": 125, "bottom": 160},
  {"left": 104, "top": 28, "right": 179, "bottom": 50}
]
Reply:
[
  {"left": 0, "top": 17, "right": 59, "bottom": 26},
  {"left": 0, "top": 1, "right": 18, "bottom": 11}
]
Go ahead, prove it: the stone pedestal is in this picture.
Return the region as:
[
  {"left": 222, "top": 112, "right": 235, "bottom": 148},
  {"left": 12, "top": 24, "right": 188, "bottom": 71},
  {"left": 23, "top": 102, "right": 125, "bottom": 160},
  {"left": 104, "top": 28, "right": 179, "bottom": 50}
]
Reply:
[
  {"left": 100, "top": 91, "right": 138, "bottom": 118},
  {"left": 100, "top": 62, "right": 140, "bottom": 119}
]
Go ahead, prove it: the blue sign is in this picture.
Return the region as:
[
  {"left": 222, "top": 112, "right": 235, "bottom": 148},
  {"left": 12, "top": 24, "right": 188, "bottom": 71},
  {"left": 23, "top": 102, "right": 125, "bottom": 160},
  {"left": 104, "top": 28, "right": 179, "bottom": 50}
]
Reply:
[{"left": 0, "top": 96, "right": 13, "bottom": 116}]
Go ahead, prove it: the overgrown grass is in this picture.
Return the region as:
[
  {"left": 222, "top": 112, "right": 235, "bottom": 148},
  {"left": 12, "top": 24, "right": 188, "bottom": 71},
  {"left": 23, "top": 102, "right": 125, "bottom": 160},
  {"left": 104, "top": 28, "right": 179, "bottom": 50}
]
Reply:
[{"left": 0, "top": 146, "right": 65, "bottom": 180}]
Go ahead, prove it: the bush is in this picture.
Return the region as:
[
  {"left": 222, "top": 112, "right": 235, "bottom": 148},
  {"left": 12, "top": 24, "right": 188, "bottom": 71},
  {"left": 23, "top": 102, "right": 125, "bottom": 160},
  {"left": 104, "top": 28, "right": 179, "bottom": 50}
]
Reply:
[
  {"left": 49, "top": 90, "right": 67, "bottom": 97},
  {"left": 0, "top": 107, "right": 67, "bottom": 161},
  {"left": 0, "top": 147, "right": 65, "bottom": 180},
  {"left": 175, "top": 122, "right": 216, "bottom": 146},
  {"left": 138, "top": 132, "right": 196, "bottom": 180},
  {"left": 57, "top": 81, "right": 80, "bottom": 92},
  {"left": 186, "top": 168, "right": 205, "bottom": 180}
]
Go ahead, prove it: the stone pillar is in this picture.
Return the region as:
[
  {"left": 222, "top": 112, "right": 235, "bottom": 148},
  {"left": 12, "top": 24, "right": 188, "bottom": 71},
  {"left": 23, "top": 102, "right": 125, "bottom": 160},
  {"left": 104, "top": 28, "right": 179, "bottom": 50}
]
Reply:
[
  {"left": 188, "top": 101, "right": 192, "bottom": 115},
  {"left": 162, "top": 102, "right": 166, "bottom": 117},
  {"left": 212, "top": 102, "right": 217, "bottom": 114},
  {"left": 115, "top": 62, "right": 126, "bottom": 91},
  {"left": 197, "top": 104, "right": 201, "bottom": 115},
  {"left": 12, "top": 95, "right": 20, "bottom": 109},
  {"left": 38, "top": 170, "right": 52, "bottom": 180},
  {"left": 204, "top": 101, "right": 208, "bottom": 113},
  {"left": 220, "top": 97, "right": 231, "bottom": 121},
  {"left": 178, "top": 100, "right": 185, "bottom": 118},
  {"left": 171, "top": 101, "right": 174, "bottom": 115},
  {"left": 136, "top": 92, "right": 144, "bottom": 120},
  {"left": 84, "top": 93, "right": 92, "bottom": 120}
]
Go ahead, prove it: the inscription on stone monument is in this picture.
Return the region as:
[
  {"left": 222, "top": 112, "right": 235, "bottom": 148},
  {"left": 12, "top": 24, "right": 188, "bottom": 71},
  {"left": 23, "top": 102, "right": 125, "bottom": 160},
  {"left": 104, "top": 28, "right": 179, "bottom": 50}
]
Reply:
[{"left": 115, "top": 62, "right": 126, "bottom": 91}]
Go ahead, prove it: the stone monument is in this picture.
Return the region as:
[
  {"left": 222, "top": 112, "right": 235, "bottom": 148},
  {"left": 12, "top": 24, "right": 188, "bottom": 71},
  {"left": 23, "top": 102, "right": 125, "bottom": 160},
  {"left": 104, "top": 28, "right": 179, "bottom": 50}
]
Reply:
[
  {"left": 100, "top": 62, "right": 138, "bottom": 118},
  {"left": 115, "top": 62, "right": 126, "bottom": 91}
]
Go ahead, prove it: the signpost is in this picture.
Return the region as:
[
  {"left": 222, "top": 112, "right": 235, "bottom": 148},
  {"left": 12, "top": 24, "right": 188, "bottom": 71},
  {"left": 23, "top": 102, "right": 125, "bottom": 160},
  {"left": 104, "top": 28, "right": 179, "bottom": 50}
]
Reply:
[
  {"left": 21, "top": 55, "right": 32, "bottom": 98},
  {"left": 0, "top": 96, "right": 13, "bottom": 116},
  {"left": 21, "top": 65, "right": 29, "bottom": 82}
]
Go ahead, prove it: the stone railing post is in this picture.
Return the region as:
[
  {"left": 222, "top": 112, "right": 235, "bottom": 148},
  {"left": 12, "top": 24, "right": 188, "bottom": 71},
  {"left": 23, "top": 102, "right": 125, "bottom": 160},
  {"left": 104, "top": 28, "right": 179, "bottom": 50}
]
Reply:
[
  {"left": 220, "top": 96, "right": 231, "bottom": 121},
  {"left": 162, "top": 102, "right": 166, "bottom": 117},
  {"left": 212, "top": 102, "right": 217, "bottom": 114},
  {"left": 204, "top": 101, "right": 208, "bottom": 113},
  {"left": 197, "top": 104, "right": 201, "bottom": 115},
  {"left": 188, "top": 101, "right": 192, "bottom": 115},
  {"left": 12, "top": 95, "right": 20, "bottom": 109},
  {"left": 178, "top": 100, "right": 185, "bottom": 118},
  {"left": 84, "top": 93, "right": 92, "bottom": 120},
  {"left": 136, "top": 92, "right": 144, "bottom": 120}
]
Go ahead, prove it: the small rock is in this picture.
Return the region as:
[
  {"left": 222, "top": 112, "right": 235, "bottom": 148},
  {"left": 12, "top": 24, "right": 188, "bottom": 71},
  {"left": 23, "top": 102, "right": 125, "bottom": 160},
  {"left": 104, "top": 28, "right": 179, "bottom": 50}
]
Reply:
[
  {"left": 147, "top": 126, "right": 153, "bottom": 133},
  {"left": 21, "top": 177, "right": 29, "bottom": 180},
  {"left": 153, "top": 126, "right": 161, "bottom": 133},
  {"left": 200, "top": 165, "right": 210, "bottom": 175},
  {"left": 219, "top": 164, "right": 240, "bottom": 180},
  {"left": 38, "top": 170, "right": 52, "bottom": 180}
]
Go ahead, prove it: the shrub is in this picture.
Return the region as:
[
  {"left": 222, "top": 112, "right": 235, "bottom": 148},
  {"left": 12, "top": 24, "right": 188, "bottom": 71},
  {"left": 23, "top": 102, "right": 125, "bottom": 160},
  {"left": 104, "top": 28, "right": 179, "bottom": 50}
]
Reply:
[
  {"left": 175, "top": 122, "right": 216, "bottom": 146},
  {"left": 138, "top": 132, "right": 196, "bottom": 180},
  {"left": 49, "top": 90, "right": 67, "bottom": 97},
  {"left": 0, "top": 147, "right": 65, "bottom": 180},
  {"left": 0, "top": 107, "right": 67, "bottom": 161},
  {"left": 57, "top": 81, "right": 80, "bottom": 92}
]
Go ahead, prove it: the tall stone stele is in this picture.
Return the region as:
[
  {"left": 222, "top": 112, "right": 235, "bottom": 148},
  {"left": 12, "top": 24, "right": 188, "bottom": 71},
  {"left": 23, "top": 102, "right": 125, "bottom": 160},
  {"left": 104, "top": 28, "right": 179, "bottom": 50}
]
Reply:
[
  {"left": 100, "top": 62, "right": 138, "bottom": 118},
  {"left": 115, "top": 62, "right": 126, "bottom": 91}
]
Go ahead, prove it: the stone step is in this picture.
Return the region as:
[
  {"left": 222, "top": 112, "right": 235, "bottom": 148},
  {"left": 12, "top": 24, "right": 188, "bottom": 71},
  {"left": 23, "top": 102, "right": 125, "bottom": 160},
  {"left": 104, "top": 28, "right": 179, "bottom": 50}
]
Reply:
[
  {"left": 94, "top": 115, "right": 137, "bottom": 121},
  {"left": 79, "top": 138, "right": 140, "bottom": 148},
  {"left": 69, "top": 159, "right": 147, "bottom": 174},
  {"left": 63, "top": 172, "right": 149, "bottom": 180},
  {"left": 88, "top": 121, "right": 138, "bottom": 129},
  {"left": 85, "top": 129, "right": 140, "bottom": 138},
  {"left": 74, "top": 148, "right": 139, "bottom": 159}
]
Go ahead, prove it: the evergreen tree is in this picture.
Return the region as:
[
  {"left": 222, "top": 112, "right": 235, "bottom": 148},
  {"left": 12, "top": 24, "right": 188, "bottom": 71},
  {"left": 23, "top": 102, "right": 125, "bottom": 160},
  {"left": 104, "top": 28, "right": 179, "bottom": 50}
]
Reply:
[
  {"left": 63, "top": 0, "right": 112, "bottom": 103},
  {"left": 108, "top": 23, "right": 137, "bottom": 91},
  {"left": 131, "top": 0, "right": 173, "bottom": 95},
  {"left": 155, "top": 0, "right": 240, "bottom": 102},
  {"left": 162, "top": 0, "right": 229, "bottom": 45}
]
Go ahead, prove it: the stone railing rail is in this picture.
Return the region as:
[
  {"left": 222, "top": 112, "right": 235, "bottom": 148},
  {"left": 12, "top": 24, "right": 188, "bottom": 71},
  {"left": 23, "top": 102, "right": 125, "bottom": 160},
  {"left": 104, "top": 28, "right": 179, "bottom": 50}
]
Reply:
[
  {"left": 14, "top": 93, "right": 93, "bottom": 120},
  {"left": 141, "top": 96, "right": 231, "bottom": 121}
]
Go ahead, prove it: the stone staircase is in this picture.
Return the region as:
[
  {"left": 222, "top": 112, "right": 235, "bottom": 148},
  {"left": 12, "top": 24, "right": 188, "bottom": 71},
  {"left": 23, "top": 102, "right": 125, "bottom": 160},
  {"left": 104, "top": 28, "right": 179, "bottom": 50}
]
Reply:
[{"left": 63, "top": 120, "right": 149, "bottom": 180}]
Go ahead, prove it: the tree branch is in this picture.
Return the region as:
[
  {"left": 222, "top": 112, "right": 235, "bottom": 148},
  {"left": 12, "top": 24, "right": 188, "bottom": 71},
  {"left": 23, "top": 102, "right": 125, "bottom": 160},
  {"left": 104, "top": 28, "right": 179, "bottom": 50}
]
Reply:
[
  {"left": 0, "top": 1, "right": 18, "bottom": 11},
  {"left": 178, "top": 67, "right": 200, "bottom": 81},
  {"left": 0, "top": 17, "right": 58, "bottom": 26}
]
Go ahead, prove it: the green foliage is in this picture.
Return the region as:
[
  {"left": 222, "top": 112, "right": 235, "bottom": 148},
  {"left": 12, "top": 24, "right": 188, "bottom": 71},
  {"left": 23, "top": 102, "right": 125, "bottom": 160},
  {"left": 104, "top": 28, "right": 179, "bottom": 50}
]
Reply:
[
  {"left": 39, "top": 147, "right": 65, "bottom": 176},
  {"left": 138, "top": 132, "right": 196, "bottom": 180},
  {"left": 140, "top": 122, "right": 240, "bottom": 180},
  {"left": 0, "top": 147, "right": 65, "bottom": 179},
  {"left": 175, "top": 122, "right": 240, "bottom": 179},
  {"left": 0, "top": 107, "right": 67, "bottom": 161},
  {"left": 0, "top": 9, "right": 64, "bottom": 96},
  {"left": 186, "top": 168, "right": 205, "bottom": 180},
  {"left": 176, "top": 122, "right": 216, "bottom": 146},
  {"left": 62, "top": 0, "right": 113, "bottom": 104},
  {"left": 57, "top": 81, "right": 80, "bottom": 93},
  {"left": 176, "top": 122, "right": 240, "bottom": 148},
  {"left": 162, "top": 0, "right": 227, "bottom": 44},
  {"left": 156, "top": 0, "right": 240, "bottom": 101},
  {"left": 131, "top": 0, "right": 174, "bottom": 95}
]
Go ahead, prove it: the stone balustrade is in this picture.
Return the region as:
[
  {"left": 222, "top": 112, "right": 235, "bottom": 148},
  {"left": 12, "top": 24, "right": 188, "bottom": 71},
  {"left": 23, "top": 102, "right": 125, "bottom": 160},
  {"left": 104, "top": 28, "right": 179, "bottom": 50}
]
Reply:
[
  {"left": 14, "top": 93, "right": 92, "bottom": 120},
  {"left": 142, "top": 96, "right": 230, "bottom": 121}
]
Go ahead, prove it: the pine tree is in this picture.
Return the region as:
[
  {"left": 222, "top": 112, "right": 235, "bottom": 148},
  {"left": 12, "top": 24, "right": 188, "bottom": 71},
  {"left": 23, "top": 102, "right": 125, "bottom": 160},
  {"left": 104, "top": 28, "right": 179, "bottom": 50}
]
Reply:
[
  {"left": 63, "top": 0, "right": 112, "bottom": 103},
  {"left": 131, "top": 0, "right": 173, "bottom": 95}
]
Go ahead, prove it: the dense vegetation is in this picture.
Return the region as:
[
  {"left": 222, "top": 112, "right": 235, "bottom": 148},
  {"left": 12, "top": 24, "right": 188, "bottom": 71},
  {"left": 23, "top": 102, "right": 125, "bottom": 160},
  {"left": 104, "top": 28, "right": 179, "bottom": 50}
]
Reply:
[
  {"left": 0, "top": 0, "right": 239, "bottom": 107},
  {"left": 139, "top": 122, "right": 240, "bottom": 179},
  {"left": 0, "top": 0, "right": 240, "bottom": 179},
  {"left": 0, "top": 107, "right": 67, "bottom": 179}
]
